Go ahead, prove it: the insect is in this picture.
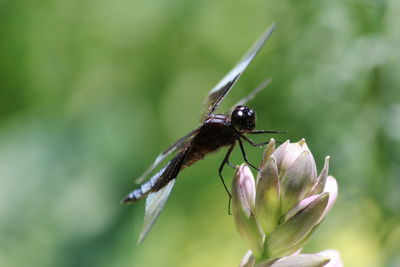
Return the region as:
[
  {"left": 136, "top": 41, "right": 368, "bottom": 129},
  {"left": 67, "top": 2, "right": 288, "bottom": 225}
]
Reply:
[{"left": 123, "top": 23, "right": 281, "bottom": 243}]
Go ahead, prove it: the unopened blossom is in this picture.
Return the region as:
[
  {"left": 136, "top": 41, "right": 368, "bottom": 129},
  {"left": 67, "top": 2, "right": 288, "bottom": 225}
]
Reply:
[
  {"left": 232, "top": 165, "right": 264, "bottom": 258},
  {"left": 232, "top": 139, "right": 340, "bottom": 266}
]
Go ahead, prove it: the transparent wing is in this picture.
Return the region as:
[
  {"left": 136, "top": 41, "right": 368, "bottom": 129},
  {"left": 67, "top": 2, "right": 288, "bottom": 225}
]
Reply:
[
  {"left": 138, "top": 179, "right": 176, "bottom": 244},
  {"left": 135, "top": 127, "right": 200, "bottom": 184},
  {"left": 135, "top": 148, "right": 190, "bottom": 243},
  {"left": 200, "top": 23, "right": 276, "bottom": 121}
]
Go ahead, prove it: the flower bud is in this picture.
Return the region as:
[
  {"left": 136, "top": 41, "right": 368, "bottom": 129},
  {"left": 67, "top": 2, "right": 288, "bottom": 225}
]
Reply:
[
  {"left": 266, "top": 193, "right": 329, "bottom": 257},
  {"left": 274, "top": 139, "right": 318, "bottom": 214},
  {"left": 255, "top": 155, "right": 280, "bottom": 235},
  {"left": 234, "top": 139, "right": 339, "bottom": 265},
  {"left": 232, "top": 164, "right": 264, "bottom": 258}
]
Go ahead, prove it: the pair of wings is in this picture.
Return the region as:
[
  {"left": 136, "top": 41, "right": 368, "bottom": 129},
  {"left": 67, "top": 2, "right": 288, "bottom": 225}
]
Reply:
[{"left": 134, "top": 23, "right": 276, "bottom": 243}]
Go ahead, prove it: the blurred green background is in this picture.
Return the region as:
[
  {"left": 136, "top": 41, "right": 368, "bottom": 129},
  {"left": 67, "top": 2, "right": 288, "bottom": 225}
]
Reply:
[{"left": 1, "top": 0, "right": 399, "bottom": 266}]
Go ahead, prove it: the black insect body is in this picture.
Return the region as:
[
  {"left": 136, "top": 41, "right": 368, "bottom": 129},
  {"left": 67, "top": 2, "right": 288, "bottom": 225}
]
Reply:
[
  {"left": 123, "top": 107, "right": 279, "bottom": 203},
  {"left": 122, "top": 24, "right": 280, "bottom": 243}
]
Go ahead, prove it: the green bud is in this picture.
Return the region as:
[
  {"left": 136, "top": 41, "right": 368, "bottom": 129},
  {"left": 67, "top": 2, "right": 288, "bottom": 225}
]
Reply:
[
  {"left": 234, "top": 139, "right": 339, "bottom": 266},
  {"left": 266, "top": 193, "right": 329, "bottom": 258},
  {"left": 277, "top": 141, "right": 318, "bottom": 213},
  {"left": 255, "top": 155, "right": 280, "bottom": 235},
  {"left": 232, "top": 164, "right": 265, "bottom": 259}
]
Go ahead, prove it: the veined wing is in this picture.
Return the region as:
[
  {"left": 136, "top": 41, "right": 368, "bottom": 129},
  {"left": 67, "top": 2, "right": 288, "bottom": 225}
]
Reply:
[
  {"left": 138, "top": 179, "right": 176, "bottom": 244},
  {"left": 135, "top": 127, "right": 200, "bottom": 184},
  {"left": 200, "top": 23, "right": 276, "bottom": 121},
  {"left": 136, "top": 148, "right": 190, "bottom": 243}
]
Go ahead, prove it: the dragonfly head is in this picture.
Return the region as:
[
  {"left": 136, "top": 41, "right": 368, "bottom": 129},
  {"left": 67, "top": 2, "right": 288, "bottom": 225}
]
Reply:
[{"left": 231, "top": 105, "right": 256, "bottom": 132}]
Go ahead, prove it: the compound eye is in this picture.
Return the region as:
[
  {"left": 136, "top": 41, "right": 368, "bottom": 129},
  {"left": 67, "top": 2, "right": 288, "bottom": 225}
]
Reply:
[{"left": 231, "top": 106, "right": 255, "bottom": 131}]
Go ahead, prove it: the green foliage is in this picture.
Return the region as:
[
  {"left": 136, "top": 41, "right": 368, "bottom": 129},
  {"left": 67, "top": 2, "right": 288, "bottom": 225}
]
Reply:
[{"left": 0, "top": 0, "right": 399, "bottom": 266}]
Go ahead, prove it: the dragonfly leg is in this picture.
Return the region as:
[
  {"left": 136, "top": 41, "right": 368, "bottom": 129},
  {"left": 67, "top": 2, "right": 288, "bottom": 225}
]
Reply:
[
  {"left": 241, "top": 134, "right": 271, "bottom": 147},
  {"left": 245, "top": 129, "right": 286, "bottom": 145},
  {"left": 238, "top": 138, "right": 260, "bottom": 172},
  {"left": 218, "top": 143, "right": 236, "bottom": 215}
]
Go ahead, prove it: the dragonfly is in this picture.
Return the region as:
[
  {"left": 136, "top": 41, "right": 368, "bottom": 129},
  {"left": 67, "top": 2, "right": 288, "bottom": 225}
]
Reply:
[{"left": 122, "top": 23, "right": 281, "bottom": 243}]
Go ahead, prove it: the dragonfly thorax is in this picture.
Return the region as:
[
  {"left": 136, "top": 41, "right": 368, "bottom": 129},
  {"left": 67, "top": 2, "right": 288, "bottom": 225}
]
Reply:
[{"left": 231, "top": 105, "right": 256, "bottom": 132}]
